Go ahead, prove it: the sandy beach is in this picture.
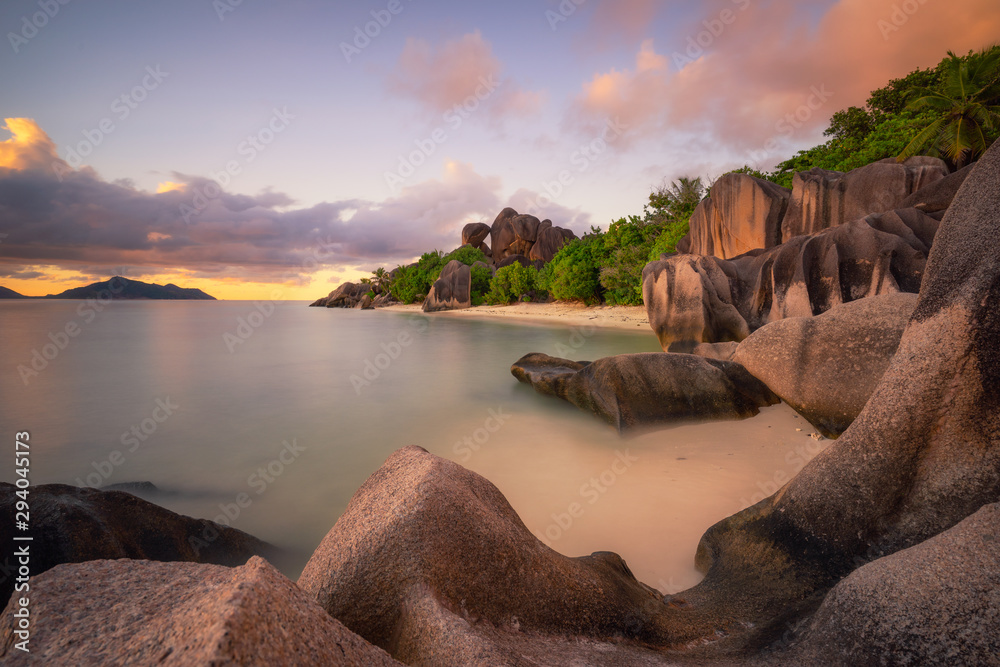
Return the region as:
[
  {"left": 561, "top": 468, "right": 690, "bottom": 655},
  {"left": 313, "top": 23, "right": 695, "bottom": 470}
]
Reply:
[{"left": 382, "top": 302, "right": 651, "bottom": 332}]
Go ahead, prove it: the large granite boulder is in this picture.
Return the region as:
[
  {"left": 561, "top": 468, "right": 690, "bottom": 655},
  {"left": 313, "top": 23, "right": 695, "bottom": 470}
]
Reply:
[
  {"left": 299, "top": 446, "right": 677, "bottom": 666},
  {"left": 529, "top": 224, "right": 576, "bottom": 262},
  {"left": 781, "top": 157, "right": 948, "bottom": 239},
  {"left": 678, "top": 138, "right": 1000, "bottom": 655},
  {"left": 422, "top": 260, "right": 471, "bottom": 312},
  {"left": 784, "top": 502, "right": 1000, "bottom": 665},
  {"left": 643, "top": 208, "right": 938, "bottom": 350},
  {"left": 300, "top": 142, "right": 1000, "bottom": 664},
  {"left": 733, "top": 292, "right": 918, "bottom": 437},
  {"left": 489, "top": 207, "right": 520, "bottom": 264},
  {"left": 0, "top": 483, "right": 282, "bottom": 606},
  {"left": 316, "top": 281, "right": 369, "bottom": 308},
  {"left": 687, "top": 173, "right": 790, "bottom": 259},
  {"left": 511, "top": 352, "right": 778, "bottom": 432},
  {"left": 461, "top": 222, "right": 491, "bottom": 247},
  {"left": 0, "top": 557, "right": 401, "bottom": 665},
  {"left": 899, "top": 162, "right": 975, "bottom": 213}
]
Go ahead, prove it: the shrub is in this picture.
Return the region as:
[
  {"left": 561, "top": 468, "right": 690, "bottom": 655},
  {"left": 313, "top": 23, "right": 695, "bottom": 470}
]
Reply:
[
  {"left": 470, "top": 263, "right": 492, "bottom": 304},
  {"left": 541, "top": 237, "right": 603, "bottom": 304},
  {"left": 485, "top": 263, "right": 540, "bottom": 305},
  {"left": 389, "top": 250, "right": 445, "bottom": 304},
  {"left": 439, "top": 246, "right": 488, "bottom": 273}
]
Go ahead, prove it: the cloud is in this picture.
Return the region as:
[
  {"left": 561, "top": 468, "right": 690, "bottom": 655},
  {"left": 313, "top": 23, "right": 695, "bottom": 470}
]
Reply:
[
  {"left": 0, "top": 119, "right": 509, "bottom": 280},
  {"left": 0, "top": 118, "right": 61, "bottom": 171},
  {"left": 387, "top": 31, "right": 545, "bottom": 123},
  {"left": 567, "top": 0, "right": 1000, "bottom": 163},
  {"left": 578, "top": 0, "right": 663, "bottom": 48}
]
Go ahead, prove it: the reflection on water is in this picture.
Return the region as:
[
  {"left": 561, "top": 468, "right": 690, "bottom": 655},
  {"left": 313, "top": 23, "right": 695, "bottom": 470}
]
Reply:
[{"left": 0, "top": 300, "right": 823, "bottom": 591}]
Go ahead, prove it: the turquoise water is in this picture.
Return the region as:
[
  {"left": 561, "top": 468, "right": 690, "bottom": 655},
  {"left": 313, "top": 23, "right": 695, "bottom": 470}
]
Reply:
[{"left": 0, "top": 300, "right": 812, "bottom": 591}]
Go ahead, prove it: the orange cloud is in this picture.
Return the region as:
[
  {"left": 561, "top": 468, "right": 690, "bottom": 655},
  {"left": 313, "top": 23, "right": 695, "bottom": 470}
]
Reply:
[
  {"left": 156, "top": 181, "right": 186, "bottom": 193},
  {"left": 0, "top": 118, "right": 60, "bottom": 170},
  {"left": 569, "top": 0, "right": 1000, "bottom": 159}
]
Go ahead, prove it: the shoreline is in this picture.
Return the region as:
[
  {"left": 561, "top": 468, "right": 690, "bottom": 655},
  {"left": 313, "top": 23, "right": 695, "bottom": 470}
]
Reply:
[{"left": 381, "top": 302, "right": 651, "bottom": 332}]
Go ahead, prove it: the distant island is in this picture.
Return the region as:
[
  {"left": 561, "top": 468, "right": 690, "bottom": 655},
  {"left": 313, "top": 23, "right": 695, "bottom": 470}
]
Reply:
[{"left": 0, "top": 277, "right": 217, "bottom": 300}]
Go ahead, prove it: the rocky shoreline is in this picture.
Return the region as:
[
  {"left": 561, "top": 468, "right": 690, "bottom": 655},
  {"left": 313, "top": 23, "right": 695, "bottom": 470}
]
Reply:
[{"left": 3, "top": 145, "right": 998, "bottom": 664}]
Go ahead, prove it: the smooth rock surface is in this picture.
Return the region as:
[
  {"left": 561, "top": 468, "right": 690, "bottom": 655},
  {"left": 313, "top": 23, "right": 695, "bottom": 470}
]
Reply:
[
  {"left": 462, "top": 221, "right": 491, "bottom": 247},
  {"left": 899, "top": 163, "right": 974, "bottom": 213},
  {"left": 511, "top": 352, "right": 778, "bottom": 432},
  {"left": 733, "top": 293, "right": 918, "bottom": 437},
  {"left": 422, "top": 260, "right": 471, "bottom": 312},
  {"left": 780, "top": 158, "right": 948, "bottom": 240},
  {"left": 786, "top": 503, "right": 1000, "bottom": 665},
  {"left": 687, "top": 173, "right": 790, "bottom": 259},
  {"left": 0, "top": 483, "right": 282, "bottom": 606},
  {"left": 0, "top": 557, "right": 401, "bottom": 665}
]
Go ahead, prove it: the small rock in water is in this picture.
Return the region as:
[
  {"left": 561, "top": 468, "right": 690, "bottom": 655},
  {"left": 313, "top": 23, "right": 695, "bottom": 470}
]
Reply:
[
  {"left": 810, "top": 433, "right": 826, "bottom": 441},
  {"left": 796, "top": 428, "right": 803, "bottom": 432}
]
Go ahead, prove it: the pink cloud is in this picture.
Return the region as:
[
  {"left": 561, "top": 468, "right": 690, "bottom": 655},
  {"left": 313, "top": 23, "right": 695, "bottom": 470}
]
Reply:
[
  {"left": 387, "top": 31, "right": 545, "bottom": 123},
  {"left": 567, "top": 0, "right": 1000, "bottom": 160}
]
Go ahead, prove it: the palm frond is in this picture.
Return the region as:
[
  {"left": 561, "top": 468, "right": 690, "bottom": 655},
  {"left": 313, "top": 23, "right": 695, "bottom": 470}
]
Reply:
[{"left": 897, "top": 117, "right": 947, "bottom": 161}]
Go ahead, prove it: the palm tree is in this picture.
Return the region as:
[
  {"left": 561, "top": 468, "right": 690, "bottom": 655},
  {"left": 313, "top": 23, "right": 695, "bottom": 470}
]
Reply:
[
  {"left": 897, "top": 45, "right": 1000, "bottom": 168},
  {"left": 371, "top": 267, "right": 390, "bottom": 294}
]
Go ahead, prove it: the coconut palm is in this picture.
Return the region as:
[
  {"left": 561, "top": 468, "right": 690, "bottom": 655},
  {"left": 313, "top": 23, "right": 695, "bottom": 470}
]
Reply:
[
  {"left": 897, "top": 45, "right": 1000, "bottom": 168},
  {"left": 371, "top": 267, "right": 390, "bottom": 294}
]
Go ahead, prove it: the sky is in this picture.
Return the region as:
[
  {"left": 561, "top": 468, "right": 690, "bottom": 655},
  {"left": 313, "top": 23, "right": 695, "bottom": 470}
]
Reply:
[{"left": 0, "top": 0, "right": 997, "bottom": 299}]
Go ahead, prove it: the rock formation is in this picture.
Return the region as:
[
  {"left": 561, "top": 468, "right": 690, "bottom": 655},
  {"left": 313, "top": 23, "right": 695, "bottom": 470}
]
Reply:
[
  {"left": 733, "top": 292, "right": 917, "bottom": 437},
  {"left": 461, "top": 222, "right": 491, "bottom": 247},
  {"left": 511, "top": 352, "right": 778, "bottom": 432},
  {"left": 489, "top": 207, "right": 576, "bottom": 266},
  {"left": 298, "top": 141, "right": 1000, "bottom": 664},
  {"left": 310, "top": 282, "right": 370, "bottom": 308},
  {"left": 686, "top": 173, "right": 790, "bottom": 259},
  {"left": 780, "top": 157, "right": 948, "bottom": 240},
  {"left": 899, "top": 162, "right": 975, "bottom": 213},
  {"left": 643, "top": 207, "right": 939, "bottom": 350},
  {"left": 0, "top": 483, "right": 283, "bottom": 606},
  {"left": 422, "top": 260, "right": 471, "bottom": 312},
  {"left": 0, "top": 557, "right": 401, "bottom": 665}
]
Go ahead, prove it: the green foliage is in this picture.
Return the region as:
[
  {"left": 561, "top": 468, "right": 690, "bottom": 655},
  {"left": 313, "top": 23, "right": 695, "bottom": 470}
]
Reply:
[
  {"left": 647, "top": 216, "right": 691, "bottom": 261},
  {"left": 485, "top": 263, "right": 541, "bottom": 305},
  {"left": 440, "top": 245, "right": 488, "bottom": 271},
  {"left": 389, "top": 250, "right": 445, "bottom": 304},
  {"left": 540, "top": 237, "right": 603, "bottom": 304},
  {"left": 897, "top": 45, "right": 1000, "bottom": 167},
  {"left": 470, "top": 263, "right": 492, "bottom": 303}
]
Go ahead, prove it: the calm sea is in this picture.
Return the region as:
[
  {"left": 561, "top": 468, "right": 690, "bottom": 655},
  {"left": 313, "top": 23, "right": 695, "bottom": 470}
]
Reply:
[{"left": 0, "top": 300, "right": 814, "bottom": 592}]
